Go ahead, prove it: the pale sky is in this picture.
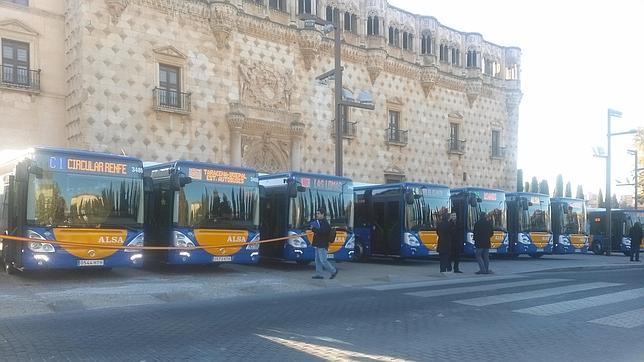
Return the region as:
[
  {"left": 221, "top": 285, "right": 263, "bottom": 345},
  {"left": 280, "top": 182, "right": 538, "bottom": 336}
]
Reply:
[{"left": 390, "top": 0, "right": 643, "bottom": 198}]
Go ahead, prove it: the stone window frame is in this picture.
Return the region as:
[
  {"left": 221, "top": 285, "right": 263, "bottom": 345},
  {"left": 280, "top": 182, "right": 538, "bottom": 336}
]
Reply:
[
  {"left": 152, "top": 46, "right": 190, "bottom": 114},
  {"left": 366, "top": 15, "right": 380, "bottom": 36},
  {"left": 420, "top": 30, "right": 433, "bottom": 55},
  {"left": 447, "top": 112, "right": 465, "bottom": 155},
  {"left": 0, "top": 19, "right": 40, "bottom": 94},
  {"left": 490, "top": 123, "right": 505, "bottom": 159},
  {"left": 385, "top": 98, "right": 407, "bottom": 146}
]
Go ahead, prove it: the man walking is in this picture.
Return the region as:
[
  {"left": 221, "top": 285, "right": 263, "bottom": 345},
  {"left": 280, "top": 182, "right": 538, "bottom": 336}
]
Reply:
[
  {"left": 437, "top": 212, "right": 455, "bottom": 274},
  {"left": 473, "top": 212, "right": 494, "bottom": 274},
  {"left": 310, "top": 208, "right": 338, "bottom": 279},
  {"left": 629, "top": 221, "right": 642, "bottom": 262}
]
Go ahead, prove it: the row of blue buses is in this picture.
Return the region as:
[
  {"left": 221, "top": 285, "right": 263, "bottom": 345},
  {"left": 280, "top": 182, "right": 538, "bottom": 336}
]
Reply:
[
  {"left": 0, "top": 147, "right": 356, "bottom": 272},
  {"left": 0, "top": 147, "right": 601, "bottom": 273},
  {"left": 352, "top": 185, "right": 590, "bottom": 260}
]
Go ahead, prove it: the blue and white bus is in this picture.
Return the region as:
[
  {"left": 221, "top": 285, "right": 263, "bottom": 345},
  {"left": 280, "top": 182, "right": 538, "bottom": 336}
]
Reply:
[
  {"left": 450, "top": 188, "right": 508, "bottom": 256},
  {"left": 0, "top": 147, "right": 144, "bottom": 273},
  {"left": 506, "top": 192, "right": 552, "bottom": 257},
  {"left": 353, "top": 183, "right": 450, "bottom": 259},
  {"left": 550, "top": 197, "right": 588, "bottom": 254},
  {"left": 144, "top": 161, "right": 260, "bottom": 266},
  {"left": 259, "top": 172, "right": 354, "bottom": 263},
  {"left": 587, "top": 208, "right": 642, "bottom": 255}
]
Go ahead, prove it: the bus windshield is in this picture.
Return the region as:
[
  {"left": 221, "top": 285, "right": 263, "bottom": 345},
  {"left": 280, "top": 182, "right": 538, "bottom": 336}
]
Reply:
[
  {"left": 467, "top": 197, "right": 506, "bottom": 232},
  {"left": 518, "top": 197, "right": 550, "bottom": 232},
  {"left": 289, "top": 186, "right": 353, "bottom": 229},
  {"left": 26, "top": 172, "right": 143, "bottom": 228},
  {"left": 174, "top": 181, "right": 259, "bottom": 229},
  {"left": 560, "top": 201, "right": 586, "bottom": 234},
  {"left": 405, "top": 193, "right": 450, "bottom": 231}
]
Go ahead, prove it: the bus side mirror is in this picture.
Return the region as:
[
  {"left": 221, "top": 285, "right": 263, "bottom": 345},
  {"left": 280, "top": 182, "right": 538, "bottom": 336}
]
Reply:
[
  {"left": 404, "top": 189, "right": 414, "bottom": 204},
  {"left": 286, "top": 178, "right": 305, "bottom": 198},
  {"left": 143, "top": 176, "right": 153, "bottom": 193},
  {"left": 28, "top": 165, "right": 43, "bottom": 179},
  {"left": 170, "top": 173, "right": 192, "bottom": 191}
]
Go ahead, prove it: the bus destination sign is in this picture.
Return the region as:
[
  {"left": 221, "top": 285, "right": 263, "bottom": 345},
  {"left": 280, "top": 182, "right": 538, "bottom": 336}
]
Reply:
[
  {"left": 187, "top": 168, "right": 249, "bottom": 185},
  {"left": 42, "top": 154, "right": 142, "bottom": 177}
]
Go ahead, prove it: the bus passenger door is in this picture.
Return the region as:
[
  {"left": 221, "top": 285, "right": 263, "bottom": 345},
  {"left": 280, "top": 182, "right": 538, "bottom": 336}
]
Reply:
[
  {"left": 372, "top": 201, "right": 386, "bottom": 254},
  {"left": 385, "top": 201, "right": 401, "bottom": 255}
]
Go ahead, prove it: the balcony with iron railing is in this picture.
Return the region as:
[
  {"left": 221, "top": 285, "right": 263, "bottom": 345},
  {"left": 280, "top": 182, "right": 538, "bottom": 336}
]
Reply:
[
  {"left": 386, "top": 128, "right": 408, "bottom": 146},
  {"left": 448, "top": 138, "right": 466, "bottom": 154},
  {"left": 153, "top": 87, "right": 191, "bottom": 114},
  {"left": 331, "top": 120, "right": 357, "bottom": 139},
  {"left": 491, "top": 146, "right": 506, "bottom": 159},
  {"left": 0, "top": 65, "right": 40, "bottom": 92}
]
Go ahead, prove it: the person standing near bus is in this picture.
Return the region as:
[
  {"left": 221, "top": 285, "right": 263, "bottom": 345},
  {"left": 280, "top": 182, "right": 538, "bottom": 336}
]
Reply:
[
  {"left": 437, "top": 212, "right": 455, "bottom": 273},
  {"left": 474, "top": 212, "right": 494, "bottom": 274},
  {"left": 629, "top": 221, "right": 642, "bottom": 262},
  {"left": 450, "top": 213, "right": 463, "bottom": 273},
  {"left": 310, "top": 208, "right": 339, "bottom": 279}
]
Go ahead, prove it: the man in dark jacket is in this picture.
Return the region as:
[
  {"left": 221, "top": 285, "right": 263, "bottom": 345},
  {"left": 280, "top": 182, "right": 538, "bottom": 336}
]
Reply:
[
  {"left": 450, "top": 213, "right": 463, "bottom": 273},
  {"left": 437, "top": 212, "right": 455, "bottom": 273},
  {"left": 629, "top": 221, "right": 642, "bottom": 262},
  {"left": 310, "top": 208, "right": 338, "bottom": 279},
  {"left": 473, "top": 212, "right": 494, "bottom": 274}
]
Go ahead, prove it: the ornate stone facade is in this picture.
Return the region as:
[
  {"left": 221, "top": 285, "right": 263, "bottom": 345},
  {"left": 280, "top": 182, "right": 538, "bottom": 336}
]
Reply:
[{"left": 0, "top": 0, "right": 522, "bottom": 190}]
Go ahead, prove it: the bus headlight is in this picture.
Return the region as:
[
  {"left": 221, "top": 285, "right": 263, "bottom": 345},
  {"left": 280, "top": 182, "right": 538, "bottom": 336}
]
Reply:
[
  {"left": 466, "top": 232, "right": 475, "bottom": 245},
  {"left": 519, "top": 233, "right": 531, "bottom": 245},
  {"left": 403, "top": 233, "right": 420, "bottom": 247},
  {"left": 173, "top": 231, "right": 195, "bottom": 248},
  {"left": 246, "top": 233, "right": 260, "bottom": 250},
  {"left": 344, "top": 234, "right": 355, "bottom": 249},
  {"left": 559, "top": 235, "right": 571, "bottom": 246},
  {"left": 26, "top": 230, "right": 55, "bottom": 253},
  {"left": 622, "top": 238, "right": 631, "bottom": 247},
  {"left": 287, "top": 231, "right": 308, "bottom": 248},
  {"left": 124, "top": 232, "right": 144, "bottom": 252}
]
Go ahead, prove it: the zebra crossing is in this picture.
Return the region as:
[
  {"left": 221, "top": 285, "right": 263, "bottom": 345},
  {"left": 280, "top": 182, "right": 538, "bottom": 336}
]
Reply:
[{"left": 366, "top": 275, "right": 644, "bottom": 329}]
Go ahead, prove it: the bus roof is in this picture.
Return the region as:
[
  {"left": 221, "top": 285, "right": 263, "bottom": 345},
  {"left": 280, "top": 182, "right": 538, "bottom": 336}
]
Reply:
[
  {"left": 144, "top": 160, "right": 257, "bottom": 174},
  {"left": 550, "top": 197, "right": 585, "bottom": 203},
  {"left": 451, "top": 187, "right": 505, "bottom": 194},
  {"left": 506, "top": 192, "right": 550, "bottom": 198},
  {"left": 354, "top": 182, "right": 449, "bottom": 191},
  {"left": 34, "top": 146, "right": 142, "bottom": 162},
  {"left": 259, "top": 171, "right": 352, "bottom": 182}
]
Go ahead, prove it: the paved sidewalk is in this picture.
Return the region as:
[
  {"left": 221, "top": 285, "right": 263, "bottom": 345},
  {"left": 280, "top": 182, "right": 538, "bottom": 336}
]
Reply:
[{"left": 0, "top": 253, "right": 641, "bottom": 319}]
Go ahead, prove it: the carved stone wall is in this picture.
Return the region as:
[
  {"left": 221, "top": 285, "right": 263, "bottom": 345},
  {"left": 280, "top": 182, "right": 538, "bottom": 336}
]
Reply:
[{"left": 6, "top": 0, "right": 521, "bottom": 191}]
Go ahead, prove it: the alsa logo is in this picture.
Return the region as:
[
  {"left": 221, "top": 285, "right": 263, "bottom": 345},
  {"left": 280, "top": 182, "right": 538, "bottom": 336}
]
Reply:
[
  {"left": 227, "top": 235, "right": 246, "bottom": 243},
  {"left": 97, "top": 236, "right": 124, "bottom": 244}
]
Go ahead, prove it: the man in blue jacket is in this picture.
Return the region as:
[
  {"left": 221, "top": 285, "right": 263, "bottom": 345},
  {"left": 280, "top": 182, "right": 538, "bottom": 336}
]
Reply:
[{"left": 310, "top": 208, "right": 338, "bottom": 279}]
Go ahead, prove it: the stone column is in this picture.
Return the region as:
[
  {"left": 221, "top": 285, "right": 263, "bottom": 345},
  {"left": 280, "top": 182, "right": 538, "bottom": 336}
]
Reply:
[
  {"left": 227, "top": 107, "right": 246, "bottom": 167},
  {"left": 290, "top": 120, "right": 305, "bottom": 171}
]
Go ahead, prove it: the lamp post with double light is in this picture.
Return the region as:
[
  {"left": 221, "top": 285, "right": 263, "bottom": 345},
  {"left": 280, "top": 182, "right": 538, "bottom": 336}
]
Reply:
[
  {"left": 605, "top": 108, "right": 639, "bottom": 255},
  {"left": 301, "top": 14, "right": 375, "bottom": 177}
]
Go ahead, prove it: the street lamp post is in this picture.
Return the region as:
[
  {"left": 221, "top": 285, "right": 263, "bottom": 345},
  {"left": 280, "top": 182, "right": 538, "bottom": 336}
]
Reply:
[
  {"left": 626, "top": 149, "right": 640, "bottom": 209},
  {"left": 605, "top": 108, "right": 622, "bottom": 256},
  {"left": 302, "top": 14, "right": 374, "bottom": 177}
]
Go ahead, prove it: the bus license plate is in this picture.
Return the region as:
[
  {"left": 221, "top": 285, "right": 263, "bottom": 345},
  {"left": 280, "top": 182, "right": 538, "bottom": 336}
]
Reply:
[
  {"left": 327, "top": 254, "right": 334, "bottom": 259},
  {"left": 535, "top": 248, "right": 544, "bottom": 252},
  {"left": 213, "top": 256, "right": 232, "bottom": 262},
  {"left": 78, "top": 260, "right": 104, "bottom": 267}
]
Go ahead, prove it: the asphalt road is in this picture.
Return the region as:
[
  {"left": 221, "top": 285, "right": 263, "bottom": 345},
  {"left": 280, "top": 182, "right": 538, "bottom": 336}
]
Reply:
[{"left": 1, "top": 266, "right": 643, "bottom": 361}]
